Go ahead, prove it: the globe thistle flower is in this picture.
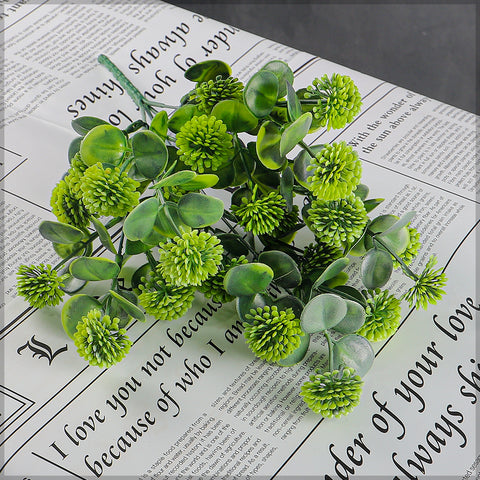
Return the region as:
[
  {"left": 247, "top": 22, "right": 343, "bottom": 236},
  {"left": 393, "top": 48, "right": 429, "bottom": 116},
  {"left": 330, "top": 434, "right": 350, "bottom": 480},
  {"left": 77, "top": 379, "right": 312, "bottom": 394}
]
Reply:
[
  {"left": 307, "top": 142, "right": 362, "bottom": 200},
  {"left": 158, "top": 230, "right": 224, "bottom": 286},
  {"left": 192, "top": 75, "right": 244, "bottom": 113},
  {"left": 393, "top": 227, "right": 421, "bottom": 268},
  {"left": 138, "top": 269, "right": 195, "bottom": 320},
  {"left": 301, "top": 242, "right": 343, "bottom": 276},
  {"left": 50, "top": 179, "right": 91, "bottom": 229},
  {"left": 80, "top": 163, "right": 140, "bottom": 218},
  {"left": 175, "top": 114, "right": 234, "bottom": 173},
  {"left": 403, "top": 255, "right": 447, "bottom": 310},
  {"left": 307, "top": 194, "right": 368, "bottom": 248},
  {"left": 305, "top": 74, "right": 362, "bottom": 130},
  {"left": 244, "top": 306, "right": 304, "bottom": 363},
  {"left": 357, "top": 290, "right": 401, "bottom": 341},
  {"left": 231, "top": 191, "right": 286, "bottom": 235},
  {"left": 74, "top": 309, "right": 131, "bottom": 368},
  {"left": 198, "top": 255, "right": 249, "bottom": 303},
  {"left": 17, "top": 264, "right": 68, "bottom": 308},
  {"left": 65, "top": 153, "right": 88, "bottom": 198},
  {"left": 271, "top": 205, "right": 300, "bottom": 239},
  {"left": 300, "top": 367, "right": 363, "bottom": 417}
]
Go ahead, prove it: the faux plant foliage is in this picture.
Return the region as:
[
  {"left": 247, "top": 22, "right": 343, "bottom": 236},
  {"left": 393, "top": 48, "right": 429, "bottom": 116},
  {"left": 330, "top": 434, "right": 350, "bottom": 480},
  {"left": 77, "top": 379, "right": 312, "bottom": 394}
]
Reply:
[{"left": 16, "top": 57, "right": 447, "bottom": 419}]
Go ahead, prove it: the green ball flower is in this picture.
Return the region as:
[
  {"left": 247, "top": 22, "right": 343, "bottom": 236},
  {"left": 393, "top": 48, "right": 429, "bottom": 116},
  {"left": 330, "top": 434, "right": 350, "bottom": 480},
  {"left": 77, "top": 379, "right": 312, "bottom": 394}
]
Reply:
[
  {"left": 244, "top": 306, "right": 304, "bottom": 363},
  {"left": 300, "top": 367, "right": 363, "bottom": 417},
  {"left": 65, "top": 153, "right": 88, "bottom": 198},
  {"left": 198, "top": 255, "right": 249, "bottom": 303},
  {"left": 175, "top": 114, "right": 234, "bottom": 173},
  {"left": 74, "top": 309, "right": 131, "bottom": 368},
  {"left": 231, "top": 191, "right": 286, "bottom": 235},
  {"left": 307, "top": 142, "right": 362, "bottom": 200},
  {"left": 307, "top": 194, "right": 368, "bottom": 248},
  {"left": 158, "top": 230, "right": 224, "bottom": 286},
  {"left": 301, "top": 242, "right": 344, "bottom": 276},
  {"left": 17, "top": 264, "right": 68, "bottom": 308},
  {"left": 357, "top": 290, "right": 401, "bottom": 341},
  {"left": 51, "top": 179, "right": 91, "bottom": 229},
  {"left": 305, "top": 74, "right": 362, "bottom": 130},
  {"left": 80, "top": 163, "right": 140, "bottom": 218},
  {"left": 403, "top": 255, "right": 447, "bottom": 310},
  {"left": 394, "top": 227, "right": 421, "bottom": 268},
  {"left": 192, "top": 75, "right": 244, "bottom": 113},
  {"left": 138, "top": 269, "right": 195, "bottom": 320}
]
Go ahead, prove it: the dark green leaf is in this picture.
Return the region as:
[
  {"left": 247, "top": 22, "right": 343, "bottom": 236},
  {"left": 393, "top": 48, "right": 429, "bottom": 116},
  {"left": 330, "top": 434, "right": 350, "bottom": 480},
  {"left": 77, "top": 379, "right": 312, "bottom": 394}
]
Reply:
[
  {"left": 168, "top": 104, "right": 198, "bottom": 133},
  {"left": 109, "top": 290, "right": 145, "bottom": 322},
  {"left": 280, "top": 166, "right": 294, "bottom": 211},
  {"left": 152, "top": 170, "right": 196, "bottom": 189},
  {"left": 123, "top": 197, "right": 159, "bottom": 242},
  {"left": 61, "top": 294, "right": 102, "bottom": 339},
  {"left": 293, "top": 144, "right": 324, "bottom": 188},
  {"left": 68, "top": 137, "right": 82, "bottom": 163},
  {"left": 184, "top": 60, "right": 231, "bottom": 82},
  {"left": 69, "top": 257, "right": 120, "bottom": 281},
  {"left": 256, "top": 121, "right": 286, "bottom": 170},
  {"left": 39, "top": 220, "right": 85, "bottom": 244},
  {"left": 261, "top": 60, "right": 294, "bottom": 99},
  {"left": 154, "top": 202, "right": 186, "bottom": 238},
  {"left": 258, "top": 250, "right": 302, "bottom": 288},
  {"left": 279, "top": 112, "right": 312, "bottom": 157},
  {"left": 236, "top": 293, "right": 272, "bottom": 324},
  {"left": 150, "top": 111, "right": 168, "bottom": 139},
  {"left": 243, "top": 70, "right": 279, "bottom": 118},
  {"left": 274, "top": 295, "right": 304, "bottom": 318},
  {"left": 217, "top": 233, "right": 249, "bottom": 257},
  {"left": 332, "top": 299, "right": 366, "bottom": 334},
  {"left": 131, "top": 263, "right": 153, "bottom": 295},
  {"left": 132, "top": 130, "right": 168, "bottom": 179},
  {"left": 277, "top": 332, "right": 310, "bottom": 366},
  {"left": 178, "top": 193, "right": 224, "bottom": 228},
  {"left": 91, "top": 217, "right": 117, "bottom": 254},
  {"left": 361, "top": 249, "right": 393, "bottom": 289},
  {"left": 286, "top": 81, "right": 302, "bottom": 121},
  {"left": 224, "top": 263, "right": 274, "bottom": 297},
  {"left": 311, "top": 257, "right": 350, "bottom": 292},
  {"left": 181, "top": 174, "right": 219, "bottom": 190},
  {"left": 71, "top": 116, "right": 108, "bottom": 136},
  {"left": 211, "top": 99, "right": 258, "bottom": 133}
]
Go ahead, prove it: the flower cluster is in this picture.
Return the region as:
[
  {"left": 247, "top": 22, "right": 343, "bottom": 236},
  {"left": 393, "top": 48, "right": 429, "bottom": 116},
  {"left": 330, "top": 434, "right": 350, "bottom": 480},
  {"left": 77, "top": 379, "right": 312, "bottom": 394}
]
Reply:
[{"left": 192, "top": 75, "right": 244, "bottom": 113}]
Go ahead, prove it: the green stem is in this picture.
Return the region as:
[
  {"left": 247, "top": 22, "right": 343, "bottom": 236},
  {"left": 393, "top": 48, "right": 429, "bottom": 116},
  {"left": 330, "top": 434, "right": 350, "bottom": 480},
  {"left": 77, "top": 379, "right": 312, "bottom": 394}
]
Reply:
[
  {"left": 324, "top": 330, "right": 334, "bottom": 371},
  {"left": 145, "top": 250, "right": 157, "bottom": 270},
  {"left": 372, "top": 235, "right": 418, "bottom": 280},
  {"left": 299, "top": 140, "right": 318, "bottom": 159},
  {"left": 234, "top": 134, "right": 255, "bottom": 187},
  {"left": 221, "top": 213, "right": 258, "bottom": 260}
]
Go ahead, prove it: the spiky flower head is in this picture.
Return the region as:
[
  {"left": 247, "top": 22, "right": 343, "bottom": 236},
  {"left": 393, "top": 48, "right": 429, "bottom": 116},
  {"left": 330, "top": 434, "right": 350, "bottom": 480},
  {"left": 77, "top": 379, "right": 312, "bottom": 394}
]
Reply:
[
  {"left": 305, "top": 74, "right": 362, "bottom": 130},
  {"left": 198, "top": 255, "right": 249, "bottom": 303},
  {"left": 393, "top": 227, "right": 421, "bottom": 268},
  {"left": 192, "top": 75, "right": 244, "bottom": 113},
  {"left": 50, "top": 179, "right": 91, "bottom": 229},
  {"left": 300, "top": 367, "right": 363, "bottom": 417},
  {"left": 138, "top": 268, "right": 195, "bottom": 320},
  {"left": 244, "top": 306, "right": 303, "bottom": 363},
  {"left": 307, "top": 142, "right": 362, "bottom": 200},
  {"left": 231, "top": 191, "right": 286, "bottom": 235},
  {"left": 301, "top": 242, "right": 343, "bottom": 276},
  {"left": 357, "top": 290, "right": 401, "bottom": 341},
  {"left": 65, "top": 153, "right": 88, "bottom": 198},
  {"left": 158, "top": 230, "right": 224, "bottom": 286},
  {"left": 17, "top": 264, "right": 68, "bottom": 308},
  {"left": 175, "top": 114, "right": 234, "bottom": 173},
  {"left": 307, "top": 194, "right": 368, "bottom": 248},
  {"left": 403, "top": 255, "right": 447, "bottom": 310},
  {"left": 74, "top": 309, "right": 131, "bottom": 368},
  {"left": 80, "top": 163, "right": 140, "bottom": 218}
]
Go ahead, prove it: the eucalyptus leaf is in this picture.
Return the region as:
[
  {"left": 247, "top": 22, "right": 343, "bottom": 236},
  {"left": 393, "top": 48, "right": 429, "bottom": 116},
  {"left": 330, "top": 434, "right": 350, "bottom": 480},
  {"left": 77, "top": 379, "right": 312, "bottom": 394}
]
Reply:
[
  {"left": 274, "top": 295, "right": 304, "bottom": 318},
  {"left": 300, "top": 293, "right": 347, "bottom": 333},
  {"left": 132, "top": 130, "right": 168, "bottom": 179},
  {"left": 366, "top": 215, "right": 410, "bottom": 254},
  {"left": 354, "top": 184, "right": 369, "bottom": 201},
  {"left": 181, "top": 174, "right": 219, "bottom": 191},
  {"left": 256, "top": 121, "right": 286, "bottom": 170},
  {"left": 258, "top": 250, "right": 302, "bottom": 288},
  {"left": 236, "top": 292, "right": 272, "bottom": 324},
  {"left": 293, "top": 144, "right": 324, "bottom": 188},
  {"left": 280, "top": 166, "right": 294, "bottom": 211},
  {"left": 168, "top": 104, "right": 198, "bottom": 133},
  {"left": 261, "top": 60, "right": 294, "bottom": 99},
  {"left": 280, "top": 112, "right": 312, "bottom": 157},
  {"left": 224, "top": 263, "right": 274, "bottom": 297},
  {"left": 68, "top": 137, "right": 82, "bottom": 162},
  {"left": 80, "top": 124, "right": 127, "bottom": 166},
  {"left": 332, "top": 334, "right": 374, "bottom": 377},
  {"left": 379, "top": 211, "right": 416, "bottom": 237},
  {"left": 69, "top": 257, "right": 120, "bottom": 281},
  {"left": 244, "top": 70, "right": 279, "bottom": 118},
  {"left": 152, "top": 170, "right": 196, "bottom": 189},
  {"left": 364, "top": 198, "right": 385, "bottom": 213},
  {"left": 332, "top": 299, "right": 366, "bottom": 334},
  {"left": 311, "top": 257, "right": 350, "bottom": 292},
  {"left": 286, "top": 81, "right": 302, "bottom": 121},
  {"left": 277, "top": 332, "right": 310, "bottom": 367},
  {"left": 123, "top": 197, "right": 159, "bottom": 241},
  {"left": 154, "top": 202, "right": 186, "bottom": 238},
  {"left": 217, "top": 233, "right": 249, "bottom": 257},
  {"left": 178, "top": 193, "right": 224, "bottom": 228},
  {"left": 361, "top": 248, "right": 393, "bottom": 289},
  {"left": 184, "top": 60, "right": 231, "bottom": 82},
  {"left": 61, "top": 294, "right": 102, "bottom": 339},
  {"left": 150, "top": 111, "right": 168, "bottom": 139},
  {"left": 125, "top": 239, "right": 153, "bottom": 255},
  {"left": 39, "top": 220, "right": 85, "bottom": 244},
  {"left": 71, "top": 116, "right": 108, "bottom": 136},
  {"left": 91, "top": 217, "right": 117, "bottom": 254},
  {"left": 109, "top": 290, "right": 145, "bottom": 322},
  {"left": 211, "top": 99, "right": 258, "bottom": 133}
]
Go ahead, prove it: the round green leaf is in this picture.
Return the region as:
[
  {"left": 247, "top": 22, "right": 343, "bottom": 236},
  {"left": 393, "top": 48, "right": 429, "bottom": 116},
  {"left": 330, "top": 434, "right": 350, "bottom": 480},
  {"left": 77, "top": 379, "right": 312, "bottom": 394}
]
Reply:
[
  {"left": 80, "top": 124, "right": 127, "bottom": 166},
  {"left": 279, "top": 112, "right": 312, "bottom": 157},
  {"left": 365, "top": 214, "right": 409, "bottom": 254},
  {"left": 332, "top": 299, "right": 366, "bottom": 334},
  {"left": 277, "top": 332, "right": 310, "bottom": 367},
  {"left": 274, "top": 295, "right": 304, "bottom": 318},
  {"left": 224, "top": 263, "right": 274, "bottom": 297},
  {"left": 244, "top": 70, "right": 279, "bottom": 118},
  {"left": 154, "top": 202, "right": 186, "bottom": 238},
  {"left": 68, "top": 137, "right": 82, "bottom": 162},
  {"left": 256, "top": 121, "right": 286, "bottom": 170},
  {"left": 184, "top": 60, "right": 231, "bottom": 82},
  {"left": 236, "top": 292, "right": 272, "bottom": 324},
  {"left": 293, "top": 144, "right": 324, "bottom": 188},
  {"left": 178, "top": 193, "right": 224, "bottom": 228},
  {"left": 211, "top": 100, "right": 258, "bottom": 133},
  {"left": 123, "top": 197, "right": 159, "bottom": 242},
  {"left": 125, "top": 239, "right": 152, "bottom": 255},
  {"left": 91, "top": 217, "right": 117, "bottom": 254},
  {"left": 168, "top": 104, "right": 198, "bottom": 133},
  {"left": 332, "top": 334, "right": 374, "bottom": 377},
  {"left": 69, "top": 257, "right": 120, "bottom": 281},
  {"left": 39, "top": 220, "right": 85, "bottom": 244},
  {"left": 258, "top": 250, "right": 302, "bottom": 288},
  {"left": 132, "top": 130, "right": 168, "bottom": 179},
  {"left": 152, "top": 170, "right": 196, "bottom": 189},
  {"left": 109, "top": 290, "right": 145, "bottom": 322},
  {"left": 286, "top": 81, "right": 302, "bottom": 121},
  {"left": 261, "top": 60, "right": 294, "bottom": 99},
  {"left": 300, "top": 293, "right": 347, "bottom": 334},
  {"left": 380, "top": 211, "right": 416, "bottom": 236},
  {"left": 354, "top": 184, "right": 369, "bottom": 201},
  {"left": 361, "top": 248, "right": 393, "bottom": 289},
  {"left": 150, "top": 111, "right": 168, "bottom": 139},
  {"left": 61, "top": 294, "right": 102, "bottom": 339},
  {"left": 71, "top": 116, "right": 108, "bottom": 136},
  {"left": 53, "top": 242, "right": 86, "bottom": 259}
]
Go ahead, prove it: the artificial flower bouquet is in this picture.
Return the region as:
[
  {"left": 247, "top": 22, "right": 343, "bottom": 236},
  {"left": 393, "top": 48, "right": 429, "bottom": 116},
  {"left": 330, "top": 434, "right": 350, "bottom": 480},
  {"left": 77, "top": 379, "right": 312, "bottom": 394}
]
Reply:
[{"left": 16, "top": 56, "right": 447, "bottom": 418}]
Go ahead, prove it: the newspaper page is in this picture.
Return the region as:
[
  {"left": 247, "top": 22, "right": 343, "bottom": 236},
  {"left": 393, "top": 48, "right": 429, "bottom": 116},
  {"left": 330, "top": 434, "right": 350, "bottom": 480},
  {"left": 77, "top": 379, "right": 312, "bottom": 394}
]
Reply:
[{"left": 1, "top": 1, "right": 478, "bottom": 478}]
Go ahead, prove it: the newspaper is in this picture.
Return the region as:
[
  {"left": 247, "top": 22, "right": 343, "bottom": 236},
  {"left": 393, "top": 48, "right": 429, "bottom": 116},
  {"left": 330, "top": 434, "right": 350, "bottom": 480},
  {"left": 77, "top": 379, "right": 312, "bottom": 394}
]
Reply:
[{"left": 1, "top": 1, "right": 478, "bottom": 478}]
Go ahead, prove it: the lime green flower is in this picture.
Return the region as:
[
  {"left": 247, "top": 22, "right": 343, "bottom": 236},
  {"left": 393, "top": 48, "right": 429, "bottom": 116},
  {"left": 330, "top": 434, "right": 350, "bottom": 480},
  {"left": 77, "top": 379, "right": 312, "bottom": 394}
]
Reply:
[
  {"left": 403, "top": 256, "right": 447, "bottom": 309},
  {"left": 271, "top": 205, "right": 300, "bottom": 239},
  {"left": 158, "top": 230, "right": 224, "bottom": 286},
  {"left": 357, "top": 290, "right": 401, "bottom": 341},
  {"left": 192, "top": 75, "right": 244, "bottom": 113},
  {"left": 80, "top": 163, "right": 140, "bottom": 217},
  {"left": 300, "top": 367, "right": 363, "bottom": 417},
  {"left": 308, "top": 194, "right": 368, "bottom": 248},
  {"left": 307, "top": 142, "right": 362, "bottom": 200},
  {"left": 244, "top": 306, "right": 303, "bottom": 363},
  {"left": 65, "top": 153, "right": 88, "bottom": 198},
  {"left": 231, "top": 191, "right": 286, "bottom": 235},
  {"left": 198, "top": 255, "right": 249, "bottom": 303},
  {"left": 394, "top": 227, "right": 421, "bottom": 268},
  {"left": 17, "top": 264, "right": 68, "bottom": 308},
  {"left": 175, "top": 114, "right": 234, "bottom": 173},
  {"left": 301, "top": 242, "right": 343, "bottom": 276},
  {"left": 305, "top": 74, "right": 362, "bottom": 130},
  {"left": 74, "top": 309, "right": 131, "bottom": 368},
  {"left": 138, "top": 269, "right": 195, "bottom": 320},
  {"left": 51, "top": 179, "right": 91, "bottom": 229}
]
